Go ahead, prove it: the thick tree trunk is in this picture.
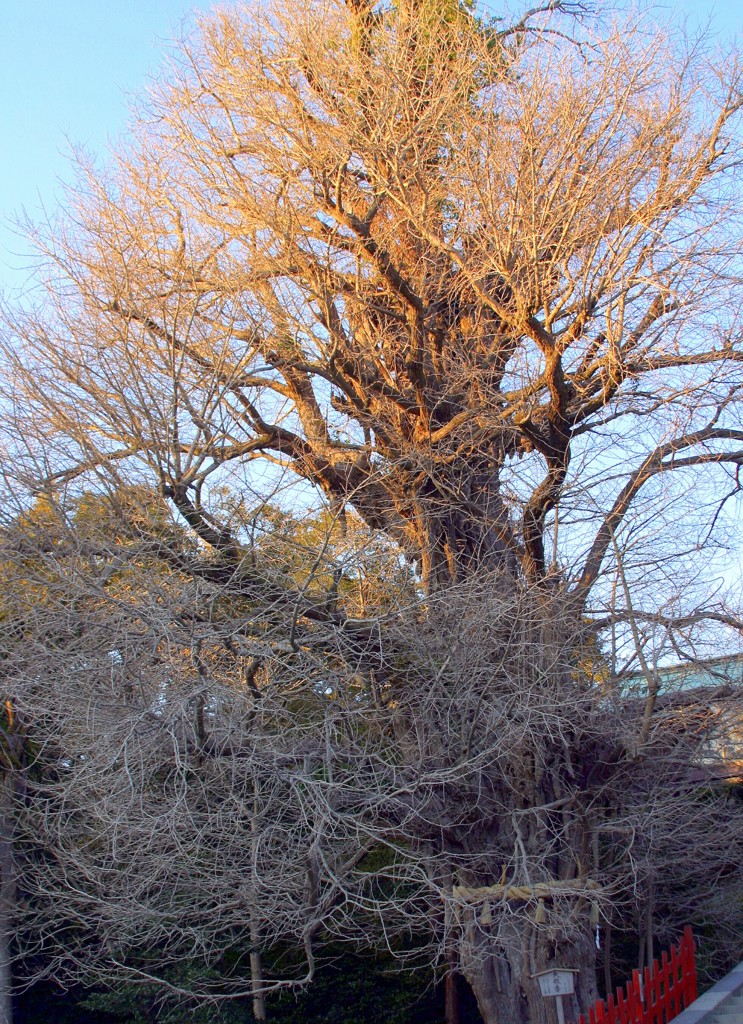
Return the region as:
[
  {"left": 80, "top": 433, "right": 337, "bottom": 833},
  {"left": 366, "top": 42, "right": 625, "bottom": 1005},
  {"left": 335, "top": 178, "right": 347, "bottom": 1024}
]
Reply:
[
  {"left": 415, "top": 472, "right": 520, "bottom": 594},
  {"left": 460, "top": 920, "right": 598, "bottom": 1024}
]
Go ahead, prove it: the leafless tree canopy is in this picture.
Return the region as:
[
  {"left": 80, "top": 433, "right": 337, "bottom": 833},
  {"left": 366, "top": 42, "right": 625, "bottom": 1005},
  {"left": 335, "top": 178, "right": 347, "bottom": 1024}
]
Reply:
[{"left": 1, "top": 1, "right": 743, "bottom": 1022}]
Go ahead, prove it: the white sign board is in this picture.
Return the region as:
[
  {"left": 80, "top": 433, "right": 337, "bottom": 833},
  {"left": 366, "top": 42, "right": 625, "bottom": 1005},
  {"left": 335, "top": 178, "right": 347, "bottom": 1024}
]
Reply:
[{"left": 535, "top": 969, "right": 579, "bottom": 997}]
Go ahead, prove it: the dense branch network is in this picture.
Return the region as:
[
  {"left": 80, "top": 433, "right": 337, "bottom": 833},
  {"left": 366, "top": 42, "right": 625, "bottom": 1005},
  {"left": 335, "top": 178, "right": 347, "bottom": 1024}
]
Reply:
[
  {"left": 1, "top": 3, "right": 743, "bottom": 1023},
  {"left": 2, "top": 0, "right": 740, "bottom": 599}
]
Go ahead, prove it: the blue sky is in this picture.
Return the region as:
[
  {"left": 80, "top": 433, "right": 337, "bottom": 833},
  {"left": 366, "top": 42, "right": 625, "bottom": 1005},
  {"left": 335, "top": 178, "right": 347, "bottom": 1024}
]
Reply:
[
  {"left": 0, "top": 0, "right": 740, "bottom": 296},
  {"left": 0, "top": 0, "right": 198, "bottom": 294}
]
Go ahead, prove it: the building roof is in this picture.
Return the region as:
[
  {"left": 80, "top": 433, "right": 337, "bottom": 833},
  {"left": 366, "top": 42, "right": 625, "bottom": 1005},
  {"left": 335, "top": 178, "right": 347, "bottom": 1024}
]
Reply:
[{"left": 619, "top": 653, "right": 743, "bottom": 696}]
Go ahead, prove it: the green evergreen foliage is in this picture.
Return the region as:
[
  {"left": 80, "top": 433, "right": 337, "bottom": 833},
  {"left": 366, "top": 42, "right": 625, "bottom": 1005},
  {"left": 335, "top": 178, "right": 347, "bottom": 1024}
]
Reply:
[{"left": 18, "top": 952, "right": 455, "bottom": 1024}]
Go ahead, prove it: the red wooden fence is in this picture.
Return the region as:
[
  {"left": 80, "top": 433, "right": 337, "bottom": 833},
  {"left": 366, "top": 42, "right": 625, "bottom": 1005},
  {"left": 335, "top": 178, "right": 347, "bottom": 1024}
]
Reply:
[{"left": 576, "top": 926, "right": 697, "bottom": 1024}]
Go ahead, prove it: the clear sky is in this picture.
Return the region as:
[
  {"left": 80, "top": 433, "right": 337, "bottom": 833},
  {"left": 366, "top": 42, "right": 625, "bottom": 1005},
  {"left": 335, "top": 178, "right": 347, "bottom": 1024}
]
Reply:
[
  {"left": 0, "top": 0, "right": 198, "bottom": 295},
  {"left": 0, "top": 0, "right": 740, "bottom": 296}
]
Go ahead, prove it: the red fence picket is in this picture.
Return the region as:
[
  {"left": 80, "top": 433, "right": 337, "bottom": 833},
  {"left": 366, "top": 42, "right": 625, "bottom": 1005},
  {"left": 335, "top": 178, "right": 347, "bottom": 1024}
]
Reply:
[{"left": 576, "top": 927, "right": 697, "bottom": 1024}]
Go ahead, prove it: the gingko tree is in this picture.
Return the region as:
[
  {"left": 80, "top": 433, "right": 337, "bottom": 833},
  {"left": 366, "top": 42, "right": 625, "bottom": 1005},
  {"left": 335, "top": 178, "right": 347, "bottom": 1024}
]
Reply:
[{"left": 2, "top": 1, "right": 743, "bottom": 1021}]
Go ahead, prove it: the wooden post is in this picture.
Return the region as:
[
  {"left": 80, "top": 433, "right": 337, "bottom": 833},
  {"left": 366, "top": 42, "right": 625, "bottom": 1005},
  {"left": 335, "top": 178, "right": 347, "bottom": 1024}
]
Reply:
[
  {"left": 0, "top": 774, "right": 16, "bottom": 1024},
  {"left": 250, "top": 778, "right": 266, "bottom": 1023}
]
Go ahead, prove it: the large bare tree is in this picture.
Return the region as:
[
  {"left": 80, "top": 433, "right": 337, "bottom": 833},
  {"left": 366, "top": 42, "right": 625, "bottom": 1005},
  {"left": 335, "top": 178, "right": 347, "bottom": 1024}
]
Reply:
[{"left": 2, "top": 1, "right": 743, "bottom": 1022}]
